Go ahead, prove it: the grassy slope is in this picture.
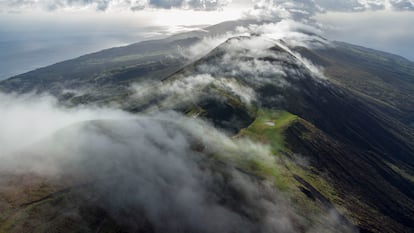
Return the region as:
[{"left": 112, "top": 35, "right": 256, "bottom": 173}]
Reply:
[
  {"left": 236, "top": 108, "right": 414, "bottom": 232},
  {"left": 237, "top": 110, "right": 354, "bottom": 229},
  {"left": 237, "top": 109, "right": 334, "bottom": 195},
  {"left": 284, "top": 118, "right": 414, "bottom": 233},
  {"left": 0, "top": 173, "right": 126, "bottom": 233},
  {"left": 239, "top": 109, "right": 298, "bottom": 154}
]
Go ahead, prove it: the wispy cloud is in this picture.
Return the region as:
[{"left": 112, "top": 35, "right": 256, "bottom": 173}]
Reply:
[{"left": 130, "top": 73, "right": 256, "bottom": 112}]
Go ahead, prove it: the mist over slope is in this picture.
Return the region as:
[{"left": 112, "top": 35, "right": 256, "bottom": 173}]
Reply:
[
  {"left": 0, "top": 92, "right": 358, "bottom": 233},
  {"left": 1, "top": 5, "right": 414, "bottom": 233}
]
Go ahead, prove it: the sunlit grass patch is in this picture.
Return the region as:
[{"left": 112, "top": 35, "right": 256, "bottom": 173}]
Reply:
[{"left": 238, "top": 109, "right": 298, "bottom": 154}]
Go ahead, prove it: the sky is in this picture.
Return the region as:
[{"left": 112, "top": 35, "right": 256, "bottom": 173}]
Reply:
[{"left": 0, "top": 0, "right": 414, "bottom": 80}]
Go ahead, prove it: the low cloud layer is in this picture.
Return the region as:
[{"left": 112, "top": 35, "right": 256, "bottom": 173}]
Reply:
[
  {"left": 0, "top": 92, "right": 132, "bottom": 156},
  {"left": 183, "top": 20, "right": 327, "bottom": 83},
  {"left": 131, "top": 73, "right": 256, "bottom": 111},
  {"left": 0, "top": 91, "right": 355, "bottom": 232},
  {"left": 123, "top": 20, "right": 328, "bottom": 118}
]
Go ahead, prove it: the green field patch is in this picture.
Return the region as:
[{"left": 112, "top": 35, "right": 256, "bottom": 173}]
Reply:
[{"left": 239, "top": 109, "right": 298, "bottom": 154}]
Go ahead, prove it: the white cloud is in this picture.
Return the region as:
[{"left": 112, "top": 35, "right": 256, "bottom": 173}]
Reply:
[
  {"left": 0, "top": 92, "right": 132, "bottom": 157},
  {"left": 180, "top": 20, "right": 328, "bottom": 89},
  {"left": 3, "top": 0, "right": 232, "bottom": 11},
  {"left": 131, "top": 73, "right": 256, "bottom": 109},
  {"left": 181, "top": 30, "right": 248, "bottom": 60}
]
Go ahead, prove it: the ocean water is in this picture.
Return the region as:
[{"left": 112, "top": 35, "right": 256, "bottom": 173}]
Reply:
[{"left": 0, "top": 27, "right": 166, "bottom": 80}]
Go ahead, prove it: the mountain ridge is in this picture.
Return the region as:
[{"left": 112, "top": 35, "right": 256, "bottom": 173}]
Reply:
[{"left": 0, "top": 20, "right": 414, "bottom": 233}]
